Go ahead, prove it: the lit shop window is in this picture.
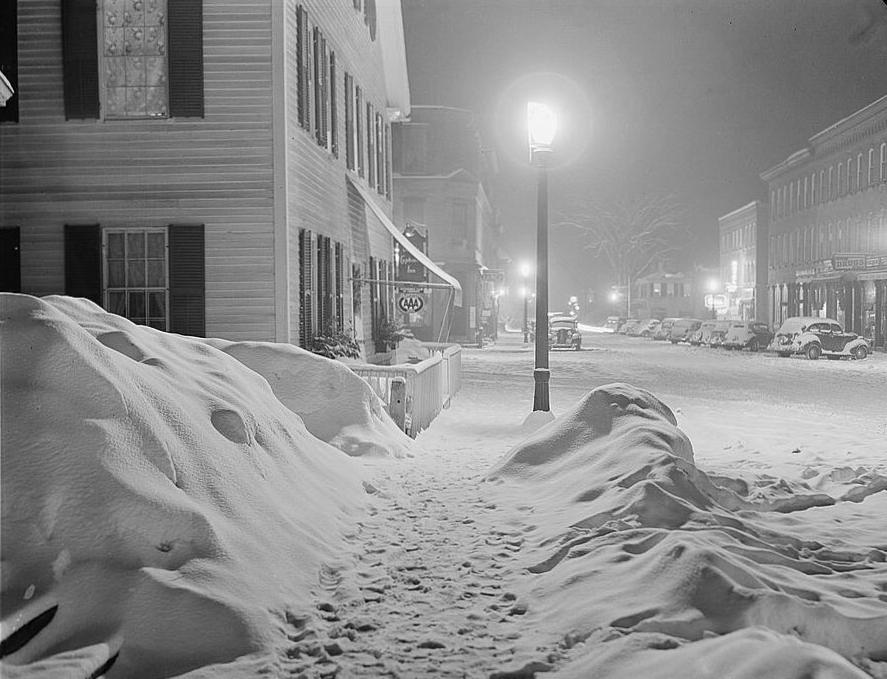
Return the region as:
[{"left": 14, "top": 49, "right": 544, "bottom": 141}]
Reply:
[
  {"left": 101, "top": 0, "right": 169, "bottom": 119},
  {"left": 104, "top": 228, "right": 169, "bottom": 329}
]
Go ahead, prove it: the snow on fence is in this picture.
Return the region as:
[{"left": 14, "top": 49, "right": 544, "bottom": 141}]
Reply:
[{"left": 349, "top": 343, "right": 462, "bottom": 438}]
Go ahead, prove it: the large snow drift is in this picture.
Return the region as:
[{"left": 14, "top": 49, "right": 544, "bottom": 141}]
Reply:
[
  {"left": 0, "top": 294, "right": 386, "bottom": 677},
  {"left": 487, "top": 383, "right": 887, "bottom": 677}
]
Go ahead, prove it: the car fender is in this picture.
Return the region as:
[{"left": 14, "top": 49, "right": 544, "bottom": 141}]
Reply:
[{"left": 842, "top": 337, "right": 869, "bottom": 354}]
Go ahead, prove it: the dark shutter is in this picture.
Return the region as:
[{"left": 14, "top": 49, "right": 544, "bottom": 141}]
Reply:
[
  {"left": 299, "top": 229, "right": 313, "bottom": 346},
  {"left": 329, "top": 52, "right": 338, "bottom": 158},
  {"left": 64, "top": 224, "right": 102, "bottom": 303},
  {"left": 168, "top": 0, "right": 204, "bottom": 118},
  {"left": 62, "top": 0, "right": 99, "bottom": 120},
  {"left": 334, "top": 242, "right": 343, "bottom": 332},
  {"left": 168, "top": 224, "right": 205, "bottom": 336},
  {"left": 296, "top": 6, "right": 310, "bottom": 130},
  {"left": 0, "top": 227, "right": 21, "bottom": 292},
  {"left": 344, "top": 73, "right": 354, "bottom": 169},
  {"left": 0, "top": 0, "right": 19, "bottom": 123}
]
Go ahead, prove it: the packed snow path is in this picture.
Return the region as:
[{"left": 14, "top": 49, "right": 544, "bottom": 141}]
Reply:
[{"left": 280, "top": 396, "right": 556, "bottom": 677}]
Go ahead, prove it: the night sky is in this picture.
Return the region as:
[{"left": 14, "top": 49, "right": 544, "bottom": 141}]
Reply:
[{"left": 401, "top": 0, "right": 887, "bottom": 305}]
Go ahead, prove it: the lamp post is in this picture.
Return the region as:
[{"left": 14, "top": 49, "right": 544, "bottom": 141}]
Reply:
[{"left": 528, "top": 102, "right": 556, "bottom": 412}]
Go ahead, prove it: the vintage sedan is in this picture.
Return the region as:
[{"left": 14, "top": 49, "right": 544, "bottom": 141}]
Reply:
[
  {"left": 638, "top": 319, "right": 661, "bottom": 338},
  {"left": 689, "top": 320, "right": 717, "bottom": 346},
  {"left": 549, "top": 315, "right": 583, "bottom": 350},
  {"left": 620, "top": 318, "right": 642, "bottom": 335},
  {"left": 707, "top": 320, "right": 732, "bottom": 348},
  {"left": 723, "top": 321, "right": 774, "bottom": 352},
  {"left": 668, "top": 318, "right": 703, "bottom": 344},
  {"left": 768, "top": 317, "right": 870, "bottom": 360},
  {"left": 653, "top": 317, "right": 679, "bottom": 341}
]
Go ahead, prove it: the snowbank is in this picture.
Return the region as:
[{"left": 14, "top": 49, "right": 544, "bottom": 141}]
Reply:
[
  {"left": 201, "top": 338, "right": 413, "bottom": 458},
  {"left": 486, "top": 383, "right": 887, "bottom": 676},
  {"left": 0, "top": 294, "right": 371, "bottom": 677}
]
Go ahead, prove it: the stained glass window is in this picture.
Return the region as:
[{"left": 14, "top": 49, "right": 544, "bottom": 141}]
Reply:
[{"left": 102, "top": 0, "right": 168, "bottom": 119}]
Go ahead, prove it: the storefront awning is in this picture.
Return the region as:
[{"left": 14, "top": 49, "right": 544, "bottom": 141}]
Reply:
[{"left": 348, "top": 176, "right": 462, "bottom": 307}]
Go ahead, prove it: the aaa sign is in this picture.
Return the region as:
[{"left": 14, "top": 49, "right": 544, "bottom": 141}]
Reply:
[{"left": 397, "top": 292, "right": 425, "bottom": 313}]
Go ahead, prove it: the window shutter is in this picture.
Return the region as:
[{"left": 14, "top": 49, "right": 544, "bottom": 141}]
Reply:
[
  {"left": 299, "top": 229, "right": 314, "bottom": 346},
  {"left": 64, "top": 224, "right": 102, "bottom": 304},
  {"left": 168, "top": 0, "right": 204, "bottom": 118},
  {"left": 334, "top": 242, "right": 344, "bottom": 332},
  {"left": 0, "top": 227, "right": 21, "bottom": 292},
  {"left": 329, "top": 52, "right": 338, "bottom": 158},
  {"left": 0, "top": 0, "right": 18, "bottom": 122},
  {"left": 168, "top": 224, "right": 205, "bottom": 336},
  {"left": 344, "top": 73, "right": 354, "bottom": 168},
  {"left": 297, "top": 6, "right": 311, "bottom": 130},
  {"left": 62, "top": 0, "right": 99, "bottom": 120}
]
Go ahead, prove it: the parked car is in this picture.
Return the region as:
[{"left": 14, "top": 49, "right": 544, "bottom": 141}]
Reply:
[
  {"left": 723, "top": 321, "right": 774, "bottom": 352},
  {"left": 668, "top": 318, "right": 703, "bottom": 344},
  {"left": 653, "top": 317, "right": 678, "bottom": 341},
  {"left": 604, "top": 316, "right": 627, "bottom": 333},
  {"left": 638, "top": 319, "right": 661, "bottom": 338},
  {"left": 769, "top": 317, "right": 870, "bottom": 360},
  {"left": 548, "top": 315, "right": 583, "bottom": 350},
  {"left": 620, "top": 318, "right": 642, "bottom": 335},
  {"left": 707, "top": 320, "right": 732, "bottom": 348},
  {"left": 689, "top": 320, "right": 718, "bottom": 346}
]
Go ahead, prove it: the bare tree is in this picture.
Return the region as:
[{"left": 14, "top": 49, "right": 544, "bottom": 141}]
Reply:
[{"left": 556, "top": 192, "right": 689, "bottom": 315}]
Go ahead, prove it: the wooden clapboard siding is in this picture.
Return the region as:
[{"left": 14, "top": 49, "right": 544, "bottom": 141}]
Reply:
[
  {"left": 283, "top": 0, "right": 395, "bottom": 343},
  {"left": 0, "top": 0, "right": 278, "bottom": 341}
]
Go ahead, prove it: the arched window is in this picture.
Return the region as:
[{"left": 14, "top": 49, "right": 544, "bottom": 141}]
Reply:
[
  {"left": 848, "top": 157, "right": 855, "bottom": 193},
  {"left": 881, "top": 142, "right": 886, "bottom": 182},
  {"left": 837, "top": 162, "right": 845, "bottom": 196},
  {"left": 869, "top": 148, "right": 876, "bottom": 186},
  {"left": 819, "top": 169, "right": 825, "bottom": 203}
]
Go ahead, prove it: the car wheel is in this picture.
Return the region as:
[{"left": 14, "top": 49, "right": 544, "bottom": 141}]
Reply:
[
  {"left": 805, "top": 344, "right": 821, "bottom": 360},
  {"left": 748, "top": 338, "right": 759, "bottom": 352},
  {"left": 854, "top": 345, "right": 868, "bottom": 360}
]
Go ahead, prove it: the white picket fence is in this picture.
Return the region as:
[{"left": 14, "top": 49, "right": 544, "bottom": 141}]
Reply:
[{"left": 348, "top": 343, "right": 462, "bottom": 438}]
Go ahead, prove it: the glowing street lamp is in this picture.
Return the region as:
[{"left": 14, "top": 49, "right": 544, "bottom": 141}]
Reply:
[
  {"left": 528, "top": 102, "right": 557, "bottom": 412},
  {"left": 706, "top": 278, "right": 720, "bottom": 319}
]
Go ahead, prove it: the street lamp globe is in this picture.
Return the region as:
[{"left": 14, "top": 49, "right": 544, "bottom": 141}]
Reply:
[
  {"left": 520, "top": 261, "right": 532, "bottom": 279},
  {"left": 527, "top": 102, "right": 557, "bottom": 158}
]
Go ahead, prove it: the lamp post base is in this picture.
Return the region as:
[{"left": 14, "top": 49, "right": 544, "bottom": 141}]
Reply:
[{"left": 532, "top": 368, "right": 550, "bottom": 411}]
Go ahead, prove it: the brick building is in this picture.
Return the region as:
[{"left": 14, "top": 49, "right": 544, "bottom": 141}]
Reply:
[
  {"left": 0, "top": 0, "right": 455, "bottom": 358},
  {"left": 630, "top": 266, "right": 718, "bottom": 321},
  {"left": 760, "top": 95, "right": 887, "bottom": 349},
  {"left": 392, "top": 105, "right": 504, "bottom": 344},
  {"left": 717, "top": 201, "right": 769, "bottom": 322}
]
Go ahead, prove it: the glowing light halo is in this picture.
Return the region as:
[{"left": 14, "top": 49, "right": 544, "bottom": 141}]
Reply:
[{"left": 492, "top": 71, "right": 592, "bottom": 171}]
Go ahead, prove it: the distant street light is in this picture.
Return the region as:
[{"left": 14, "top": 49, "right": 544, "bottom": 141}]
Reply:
[
  {"left": 520, "top": 262, "right": 532, "bottom": 343},
  {"left": 528, "top": 102, "right": 557, "bottom": 412},
  {"left": 706, "top": 278, "right": 719, "bottom": 319}
]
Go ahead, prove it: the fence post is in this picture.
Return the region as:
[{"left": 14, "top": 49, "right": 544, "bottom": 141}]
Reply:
[{"left": 389, "top": 377, "right": 407, "bottom": 433}]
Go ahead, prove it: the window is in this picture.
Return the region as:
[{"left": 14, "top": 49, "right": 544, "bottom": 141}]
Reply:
[
  {"left": 104, "top": 228, "right": 168, "bottom": 329},
  {"left": 819, "top": 169, "right": 825, "bottom": 204},
  {"left": 334, "top": 242, "right": 344, "bottom": 333},
  {"left": 856, "top": 153, "right": 863, "bottom": 192},
  {"left": 837, "top": 162, "right": 845, "bottom": 196},
  {"left": 803, "top": 176, "right": 808, "bottom": 209},
  {"left": 828, "top": 166, "right": 834, "bottom": 200},
  {"left": 99, "top": 0, "right": 169, "bottom": 119},
  {"left": 316, "top": 234, "right": 333, "bottom": 333},
  {"left": 869, "top": 148, "right": 876, "bottom": 186},
  {"left": 452, "top": 201, "right": 470, "bottom": 243},
  {"left": 810, "top": 172, "right": 816, "bottom": 205},
  {"left": 881, "top": 143, "right": 887, "bottom": 182},
  {"left": 62, "top": 0, "right": 203, "bottom": 120}
]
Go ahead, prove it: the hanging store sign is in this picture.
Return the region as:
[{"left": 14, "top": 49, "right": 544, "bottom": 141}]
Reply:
[
  {"left": 397, "top": 290, "right": 426, "bottom": 313},
  {"left": 396, "top": 223, "right": 429, "bottom": 283}
]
